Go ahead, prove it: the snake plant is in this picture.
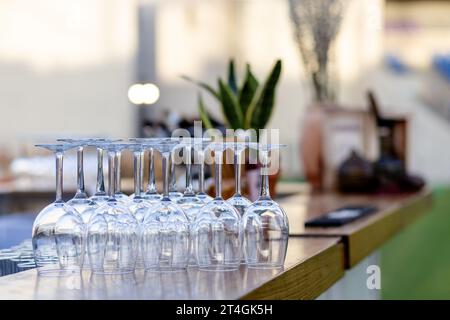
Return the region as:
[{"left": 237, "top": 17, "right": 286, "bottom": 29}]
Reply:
[{"left": 182, "top": 59, "right": 282, "bottom": 133}]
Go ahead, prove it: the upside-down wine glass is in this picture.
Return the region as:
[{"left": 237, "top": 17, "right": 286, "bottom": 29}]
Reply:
[
  {"left": 242, "top": 144, "right": 289, "bottom": 269},
  {"left": 87, "top": 143, "right": 139, "bottom": 274},
  {"left": 90, "top": 138, "right": 122, "bottom": 205},
  {"left": 192, "top": 141, "right": 242, "bottom": 271},
  {"left": 226, "top": 142, "right": 253, "bottom": 216},
  {"left": 32, "top": 143, "right": 84, "bottom": 276},
  {"left": 141, "top": 138, "right": 189, "bottom": 272},
  {"left": 57, "top": 139, "right": 97, "bottom": 214},
  {"left": 126, "top": 143, "right": 153, "bottom": 269}
]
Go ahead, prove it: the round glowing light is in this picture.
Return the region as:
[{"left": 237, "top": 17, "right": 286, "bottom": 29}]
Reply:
[
  {"left": 128, "top": 83, "right": 160, "bottom": 105},
  {"left": 128, "top": 84, "right": 144, "bottom": 104},
  {"left": 142, "top": 83, "right": 160, "bottom": 104}
]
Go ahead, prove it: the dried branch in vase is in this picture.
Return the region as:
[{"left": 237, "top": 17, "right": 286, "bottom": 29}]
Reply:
[{"left": 288, "top": 0, "right": 348, "bottom": 102}]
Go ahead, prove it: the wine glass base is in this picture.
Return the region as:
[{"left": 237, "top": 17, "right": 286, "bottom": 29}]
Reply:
[
  {"left": 37, "top": 267, "right": 81, "bottom": 277},
  {"left": 145, "top": 266, "right": 187, "bottom": 273},
  {"left": 198, "top": 265, "right": 239, "bottom": 272},
  {"left": 91, "top": 268, "right": 135, "bottom": 275},
  {"left": 246, "top": 263, "right": 283, "bottom": 270}
]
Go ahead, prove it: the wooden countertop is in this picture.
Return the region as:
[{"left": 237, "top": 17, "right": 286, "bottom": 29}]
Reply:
[
  {"left": 0, "top": 237, "right": 344, "bottom": 300},
  {"left": 0, "top": 183, "right": 433, "bottom": 300},
  {"left": 280, "top": 190, "right": 433, "bottom": 267}
]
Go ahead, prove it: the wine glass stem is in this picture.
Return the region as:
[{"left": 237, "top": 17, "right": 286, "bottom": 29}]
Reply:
[
  {"left": 170, "top": 151, "right": 176, "bottom": 192},
  {"left": 76, "top": 147, "right": 85, "bottom": 196},
  {"left": 260, "top": 151, "right": 271, "bottom": 199},
  {"left": 185, "top": 146, "right": 193, "bottom": 194},
  {"left": 108, "top": 151, "right": 116, "bottom": 199},
  {"left": 198, "top": 151, "right": 205, "bottom": 193},
  {"left": 55, "top": 152, "right": 64, "bottom": 202},
  {"left": 134, "top": 151, "right": 143, "bottom": 197},
  {"left": 115, "top": 151, "right": 122, "bottom": 194},
  {"left": 214, "top": 151, "right": 222, "bottom": 199},
  {"left": 234, "top": 151, "right": 242, "bottom": 196},
  {"left": 147, "top": 148, "right": 157, "bottom": 193},
  {"left": 96, "top": 148, "right": 105, "bottom": 194},
  {"left": 162, "top": 153, "right": 170, "bottom": 198}
]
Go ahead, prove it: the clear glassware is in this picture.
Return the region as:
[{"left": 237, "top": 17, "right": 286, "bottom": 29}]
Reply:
[
  {"left": 176, "top": 138, "right": 209, "bottom": 266},
  {"left": 169, "top": 144, "right": 183, "bottom": 200},
  {"left": 193, "top": 140, "right": 213, "bottom": 203},
  {"left": 54, "top": 206, "right": 85, "bottom": 274},
  {"left": 226, "top": 142, "right": 253, "bottom": 216},
  {"left": 126, "top": 143, "right": 152, "bottom": 222},
  {"left": 114, "top": 147, "right": 130, "bottom": 204},
  {"left": 242, "top": 144, "right": 289, "bottom": 269},
  {"left": 144, "top": 146, "right": 162, "bottom": 202},
  {"left": 89, "top": 138, "right": 122, "bottom": 205},
  {"left": 176, "top": 138, "right": 206, "bottom": 221},
  {"left": 191, "top": 141, "right": 242, "bottom": 271},
  {"left": 32, "top": 143, "right": 84, "bottom": 276},
  {"left": 129, "top": 138, "right": 162, "bottom": 203},
  {"left": 57, "top": 139, "right": 98, "bottom": 214},
  {"left": 141, "top": 138, "right": 190, "bottom": 272},
  {"left": 126, "top": 143, "right": 152, "bottom": 269},
  {"left": 87, "top": 143, "right": 139, "bottom": 274}
]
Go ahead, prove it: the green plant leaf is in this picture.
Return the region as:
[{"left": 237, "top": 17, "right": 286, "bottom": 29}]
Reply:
[
  {"left": 228, "top": 59, "right": 238, "bottom": 94},
  {"left": 245, "top": 60, "right": 282, "bottom": 131},
  {"left": 218, "top": 79, "right": 244, "bottom": 129},
  {"left": 238, "top": 64, "right": 259, "bottom": 119},
  {"left": 180, "top": 75, "right": 220, "bottom": 100},
  {"left": 197, "top": 94, "right": 213, "bottom": 130}
]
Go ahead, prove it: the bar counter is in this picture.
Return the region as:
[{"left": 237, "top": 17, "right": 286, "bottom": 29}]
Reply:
[{"left": 0, "top": 187, "right": 433, "bottom": 299}]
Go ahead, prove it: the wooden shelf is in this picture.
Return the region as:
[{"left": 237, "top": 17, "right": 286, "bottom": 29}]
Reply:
[
  {"left": 281, "top": 190, "right": 433, "bottom": 267},
  {"left": 0, "top": 182, "right": 433, "bottom": 299}
]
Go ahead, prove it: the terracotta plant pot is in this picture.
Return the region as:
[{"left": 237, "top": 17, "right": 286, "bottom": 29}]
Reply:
[{"left": 300, "top": 102, "right": 330, "bottom": 191}]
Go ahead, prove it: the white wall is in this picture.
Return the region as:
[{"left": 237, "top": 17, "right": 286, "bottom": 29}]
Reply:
[{"left": 0, "top": 0, "right": 138, "bottom": 155}]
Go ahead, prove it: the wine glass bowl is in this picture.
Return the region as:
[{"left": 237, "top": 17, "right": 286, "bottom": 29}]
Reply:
[
  {"left": 33, "top": 202, "right": 83, "bottom": 276},
  {"left": 241, "top": 200, "right": 288, "bottom": 269},
  {"left": 193, "top": 199, "right": 242, "bottom": 271},
  {"left": 88, "top": 201, "right": 139, "bottom": 274},
  {"left": 141, "top": 200, "right": 189, "bottom": 272},
  {"left": 54, "top": 210, "right": 85, "bottom": 273}
]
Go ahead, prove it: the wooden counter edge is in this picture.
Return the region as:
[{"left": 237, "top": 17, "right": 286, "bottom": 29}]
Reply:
[
  {"left": 347, "top": 190, "right": 433, "bottom": 268},
  {"left": 239, "top": 242, "right": 345, "bottom": 300}
]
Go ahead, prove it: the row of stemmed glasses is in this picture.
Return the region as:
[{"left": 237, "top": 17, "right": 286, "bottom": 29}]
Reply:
[{"left": 31, "top": 138, "right": 289, "bottom": 276}]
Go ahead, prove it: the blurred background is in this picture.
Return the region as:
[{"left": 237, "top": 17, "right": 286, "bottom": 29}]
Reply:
[{"left": 0, "top": 0, "right": 450, "bottom": 298}]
